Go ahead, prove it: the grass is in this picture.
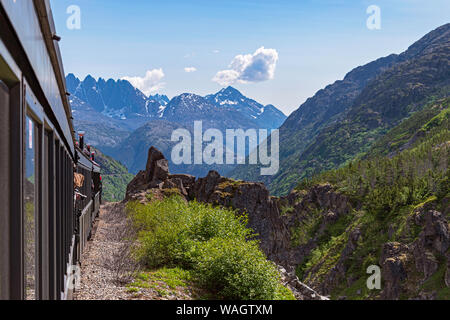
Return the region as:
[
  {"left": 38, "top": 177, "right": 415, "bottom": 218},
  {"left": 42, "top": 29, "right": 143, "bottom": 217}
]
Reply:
[{"left": 127, "top": 267, "right": 196, "bottom": 298}]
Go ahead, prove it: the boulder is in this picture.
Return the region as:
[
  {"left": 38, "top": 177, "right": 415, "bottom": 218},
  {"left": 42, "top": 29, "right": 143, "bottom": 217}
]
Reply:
[
  {"left": 144, "top": 146, "right": 167, "bottom": 183},
  {"left": 125, "top": 171, "right": 147, "bottom": 200},
  {"left": 169, "top": 174, "right": 196, "bottom": 191}
]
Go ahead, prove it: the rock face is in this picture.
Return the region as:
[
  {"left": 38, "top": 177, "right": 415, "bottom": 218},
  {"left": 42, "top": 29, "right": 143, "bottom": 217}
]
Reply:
[
  {"left": 380, "top": 242, "right": 409, "bottom": 300},
  {"left": 378, "top": 206, "right": 450, "bottom": 300},
  {"left": 277, "top": 265, "right": 328, "bottom": 300},
  {"left": 318, "top": 227, "right": 362, "bottom": 296},
  {"left": 145, "top": 147, "right": 168, "bottom": 183}
]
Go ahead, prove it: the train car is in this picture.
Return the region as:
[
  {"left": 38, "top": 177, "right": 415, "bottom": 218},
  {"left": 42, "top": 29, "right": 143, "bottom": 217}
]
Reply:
[{"left": 0, "top": 0, "right": 101, "bottom": 300}]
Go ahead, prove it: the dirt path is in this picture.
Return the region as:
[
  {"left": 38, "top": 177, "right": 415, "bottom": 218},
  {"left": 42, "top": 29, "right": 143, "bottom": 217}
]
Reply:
[
  {"left": 74, "top": 202, "right": 196, "bottom": 300},
  {"left": 74, "top": 202, "right": 137, "bottom": 300}
]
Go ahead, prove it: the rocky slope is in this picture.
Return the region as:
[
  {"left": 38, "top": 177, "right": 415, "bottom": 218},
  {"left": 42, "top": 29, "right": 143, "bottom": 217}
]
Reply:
[{"left": 124, "top": 147, "right": 328, "bottom": 300}]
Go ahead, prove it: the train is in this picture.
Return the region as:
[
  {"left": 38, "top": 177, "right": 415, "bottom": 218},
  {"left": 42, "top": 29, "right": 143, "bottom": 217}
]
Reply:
[{"left": 0, "top": 0, "right": 102, "bottom": 300}]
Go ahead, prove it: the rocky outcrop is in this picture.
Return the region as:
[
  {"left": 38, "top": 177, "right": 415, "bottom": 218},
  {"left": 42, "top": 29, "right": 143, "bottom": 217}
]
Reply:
[
  {"left": 319, "top": 227, "right": 362, "bottom": 296},
  {"left": 380, "top": 242, "right": 409, "bottom": 300},
  {"left": 191, "top": 171, "right": 293, "bottom": 263},
  {"left": 143, "top": 146, "right": 168, "bottom": 184},
  {"left": 277, "top": 265, "right": 328, "bottom": 300},
  {"left": 126, "top": 148, "right": 292, "bottom": 263},
  {"left": 413, "top": 209, "right": 450, "bottom": 256},
  {"left": 411, "top": 208, "right": 450, "bottom": 293},
  {"left": 378, "top": 207, "right": 450, "bottom": 300},
  {"left": 126, "top": 147, "right": 195, "bottom": 202},
  {"left": 126, "top": 147, "right": 328, "bottom": 299}
]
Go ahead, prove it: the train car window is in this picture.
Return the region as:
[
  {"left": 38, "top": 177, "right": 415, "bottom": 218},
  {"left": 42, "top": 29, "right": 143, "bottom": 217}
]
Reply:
[
  {"left": 24, "top": 116, "right": 38, "bottom": 300},
  {"left": 0, "top": 80, "right": 10, "bottom": 299}
]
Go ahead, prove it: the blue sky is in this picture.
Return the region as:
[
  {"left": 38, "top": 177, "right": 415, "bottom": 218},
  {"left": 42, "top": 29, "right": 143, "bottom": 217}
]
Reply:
[{"left": 50, "top": 0, "right": 450, "bottom": 115}]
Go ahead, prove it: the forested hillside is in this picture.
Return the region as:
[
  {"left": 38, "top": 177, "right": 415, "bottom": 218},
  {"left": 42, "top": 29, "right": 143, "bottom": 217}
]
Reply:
[
  {"left": 230, "top": 23, "right": 450, "bottom": 196},
  {"left": 92, "top": 147, "right": 134, "bottom": 202},
  {"left": 289, "top": 98, "right": 449, "bottom": 299}
]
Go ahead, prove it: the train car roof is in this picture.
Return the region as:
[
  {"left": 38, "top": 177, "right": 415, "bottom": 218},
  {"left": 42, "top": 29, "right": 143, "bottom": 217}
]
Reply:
[{"left": 77, "top": 147, "right": 101, "bottom": 173}]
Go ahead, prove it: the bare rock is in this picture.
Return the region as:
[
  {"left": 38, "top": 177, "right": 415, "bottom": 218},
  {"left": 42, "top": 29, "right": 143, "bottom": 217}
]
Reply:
[
  {"left": 277, "top": 266, "right": 329, "bottom": 300},
  {"left": 144, "top": 147, "right": 167, "bottom": 183},
  {"left": 414, "top": 210, "right": 450, "bottom": 254},
  {"left": 153, "top": 159, "right": 169, "bottom": 182},
  {"left": 380, "top": 242, "right": 409, "bottom": 300},
  {"left": 169, "top": 174, "right": 196, "bottom": 191},
  {"left": 125, "top": 171, "right": 147, "bottom": 200},
  {"left": 162, "top": 178, "right": 188, "bottom": 197},
  {"left": 315, "top": 227, "right": 362, "bottom": 296},
  {"left": 412, "top": 209, "right": 450, "bottom": 281}
]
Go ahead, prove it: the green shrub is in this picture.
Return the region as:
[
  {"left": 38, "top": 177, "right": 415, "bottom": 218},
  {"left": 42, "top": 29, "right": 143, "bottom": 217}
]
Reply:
[
  {"left": 191, "top": 238, "right": 280, "bottom": 300},
  {"left": 126, "top": 196, "right": 293, "bottom": 300}
]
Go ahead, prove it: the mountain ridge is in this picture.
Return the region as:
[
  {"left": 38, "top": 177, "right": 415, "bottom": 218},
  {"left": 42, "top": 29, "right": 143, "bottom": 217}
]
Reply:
[
  {"left": 230, "top": 23, "right": 450, "bottom": 195},
  {"left": 68, "top": 77, "right": 287, "bottom": 177},
  {"left": 68, "top": 74, "right": 286, "bottom": 128}
]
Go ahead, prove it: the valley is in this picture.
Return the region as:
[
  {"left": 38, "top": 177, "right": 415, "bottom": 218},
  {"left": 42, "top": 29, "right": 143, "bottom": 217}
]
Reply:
[{"left": 69, "top": 23, "right": 449, "bottom": 300}]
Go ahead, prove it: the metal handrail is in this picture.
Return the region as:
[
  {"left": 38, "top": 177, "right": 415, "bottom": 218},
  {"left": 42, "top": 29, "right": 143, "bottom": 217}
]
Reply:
[{"left": 78, "top": 200, "right": 93, "bottom": 260}]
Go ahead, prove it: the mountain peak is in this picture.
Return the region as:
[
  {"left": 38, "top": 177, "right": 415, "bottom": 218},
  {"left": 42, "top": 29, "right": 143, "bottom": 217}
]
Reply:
[
  {"left": 218, "top": 86, "right": 243, "bottom": 97},
  {"left": 66, "top": 73, "right": 79, "bottom": 81},
  {"left": 171, "top": 93, "right": 206, "bottom": 105},
  {"left": 83, "top": 74, "right": 96, "bottom": 82}
]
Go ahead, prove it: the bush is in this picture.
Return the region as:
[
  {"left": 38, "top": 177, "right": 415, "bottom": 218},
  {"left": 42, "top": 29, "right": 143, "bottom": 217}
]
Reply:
[
  {"left": 192, "top": 238, "right": 280, "bottom": 300},
  {"left": 126, "top": 196, "right": 293, "bottom": 300}
]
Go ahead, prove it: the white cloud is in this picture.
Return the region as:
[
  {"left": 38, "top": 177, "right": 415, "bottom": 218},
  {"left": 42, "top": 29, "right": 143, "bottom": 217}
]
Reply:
[
  {"left": 184, "top": 67, "right": 197, "bottom": 73},
  {"left": 213, "top": 50, "right": 220, "bottom": 54},
  {"left": 213, "top": 47, "right": 279, "bottom": 86},
  {"left": 122, "top": 68, "right": 165, "bottom": 96}
]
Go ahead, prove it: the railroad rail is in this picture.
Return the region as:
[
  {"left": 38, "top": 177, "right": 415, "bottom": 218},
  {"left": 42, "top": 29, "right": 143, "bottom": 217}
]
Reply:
[{"left": 0, "top": 0, "right": 102, "bottom": 300}]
